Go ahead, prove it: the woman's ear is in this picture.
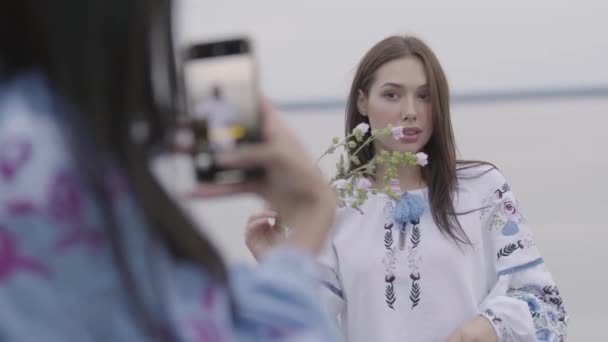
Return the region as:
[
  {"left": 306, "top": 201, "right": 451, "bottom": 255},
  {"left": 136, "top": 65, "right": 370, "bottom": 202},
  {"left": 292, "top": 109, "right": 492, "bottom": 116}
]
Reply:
[{"left": 357, "top": 89, "right": 368, "bottom": 116}]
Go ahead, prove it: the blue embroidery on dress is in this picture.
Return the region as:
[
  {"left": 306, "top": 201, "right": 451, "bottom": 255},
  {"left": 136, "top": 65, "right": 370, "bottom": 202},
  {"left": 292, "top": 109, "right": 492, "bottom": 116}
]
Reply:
[
  {"left": 321, "top": 281, "right": 343, "bottom": 299},
  {"left": 501, "top": 220, "right": 520, "bottom": 236},
  {"left": 497, "top": 258, "right": 544, "bottom": 277},
  {"left": 381, "top": 192, "right": 426, "bottom": 310},
  {"left": 507, "top": 284, "right": 568, "bottom": 341}
]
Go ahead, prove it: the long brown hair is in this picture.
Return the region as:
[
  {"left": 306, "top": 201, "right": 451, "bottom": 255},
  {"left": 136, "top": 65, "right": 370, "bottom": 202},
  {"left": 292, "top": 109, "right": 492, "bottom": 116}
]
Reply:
[{"left": 346, "top": 35, "right": 477, "bottom": 245}]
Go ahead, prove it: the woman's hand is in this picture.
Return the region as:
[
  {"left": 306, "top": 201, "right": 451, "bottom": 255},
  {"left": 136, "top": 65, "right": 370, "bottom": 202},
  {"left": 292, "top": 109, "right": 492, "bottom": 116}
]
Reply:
[
  {"left": 446, "top": 316, "right": 498, "bottom": 342},
  {"left": 244, "top": 210, "right": 285, "bottom": 261}
]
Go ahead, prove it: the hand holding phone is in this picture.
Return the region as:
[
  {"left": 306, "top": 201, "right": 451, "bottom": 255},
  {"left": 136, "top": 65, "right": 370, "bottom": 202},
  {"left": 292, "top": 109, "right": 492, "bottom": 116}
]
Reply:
[{"left": 185, "top": 97, "right": 337, "bottom": 256}]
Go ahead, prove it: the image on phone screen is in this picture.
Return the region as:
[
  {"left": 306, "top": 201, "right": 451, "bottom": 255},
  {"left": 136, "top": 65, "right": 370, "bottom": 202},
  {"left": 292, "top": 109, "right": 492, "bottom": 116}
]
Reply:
[{"left": 183, "top": 38, "right": 259, "bottom": 182}]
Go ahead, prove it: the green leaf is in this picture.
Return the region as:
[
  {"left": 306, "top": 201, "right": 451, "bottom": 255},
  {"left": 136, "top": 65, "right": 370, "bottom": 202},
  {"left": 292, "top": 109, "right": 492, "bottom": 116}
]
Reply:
[
  {"left": 351, "top": 156, "right": 361, "bottom": 165},
  {"left": 332, "top": 137, "right": 340, "bottom": 144}
]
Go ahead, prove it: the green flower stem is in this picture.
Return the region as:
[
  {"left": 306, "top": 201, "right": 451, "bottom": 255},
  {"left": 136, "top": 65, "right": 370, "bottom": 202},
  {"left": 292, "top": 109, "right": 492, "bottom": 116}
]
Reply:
[
  {"left": 317, "top": 126, "right": 423, "bottom": 213},
  {"left": 349, "top": 134, "right": 378, "bottom": 161},
  {"left": 344, "top": 161, "right": 375, "bottom": 178},
  {"left": 315, "top": 133, "right": 357, "bottom": 163}
]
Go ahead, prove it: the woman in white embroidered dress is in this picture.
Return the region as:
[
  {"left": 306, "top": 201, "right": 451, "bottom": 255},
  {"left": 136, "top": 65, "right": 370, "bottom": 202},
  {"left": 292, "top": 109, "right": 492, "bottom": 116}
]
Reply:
[{"left": 244, "top": 36, "right": 568, "bottom": 342}]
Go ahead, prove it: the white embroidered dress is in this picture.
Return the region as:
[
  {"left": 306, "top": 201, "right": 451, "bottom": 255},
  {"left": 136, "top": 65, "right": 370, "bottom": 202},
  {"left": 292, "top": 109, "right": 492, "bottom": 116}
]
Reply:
[{"left": 318, "top": 166, "right": 568, "bottom": 342}]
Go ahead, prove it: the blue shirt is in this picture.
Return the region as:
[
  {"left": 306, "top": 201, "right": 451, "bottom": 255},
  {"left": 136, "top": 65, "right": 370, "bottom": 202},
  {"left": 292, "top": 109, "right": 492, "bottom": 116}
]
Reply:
[{"left": 0, "top": 71, "right": 338, "bottom": 342}]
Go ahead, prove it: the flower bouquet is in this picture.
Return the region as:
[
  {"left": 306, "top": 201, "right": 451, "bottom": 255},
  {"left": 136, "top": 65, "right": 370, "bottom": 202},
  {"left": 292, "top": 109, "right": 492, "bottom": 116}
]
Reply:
[{"left": 319, "top": 123, "right": 428, "bottom": 212}]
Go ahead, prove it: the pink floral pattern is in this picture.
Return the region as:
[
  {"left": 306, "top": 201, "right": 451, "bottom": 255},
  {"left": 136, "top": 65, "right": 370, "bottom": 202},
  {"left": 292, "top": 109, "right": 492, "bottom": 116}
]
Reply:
[
  {"left": 6, "top": 200, "right": 37, "bottom": 216},
  {"left": 0, "top": 228, "right": 51, "bottom": 282},
  {"left": 0, "top": 139, "right": 32, "bottom": 182},
  {"left": 188, "top": 285, "right": 225, "bottom": 342},
  {"left": 46, "top": 170, "right": 106, "bottom": 253}
]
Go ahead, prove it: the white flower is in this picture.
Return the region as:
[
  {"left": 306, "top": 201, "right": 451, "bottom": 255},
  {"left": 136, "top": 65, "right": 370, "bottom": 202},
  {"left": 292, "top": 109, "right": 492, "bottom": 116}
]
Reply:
[
  {"left": 353, "top": 123, "right": 370, "bottom": 136},
  {"left": 355, "top": 177, "right": 372, "bottom": 190},
  {"left": 415, "top": 152, "right": 429, "bottom": 167},
  {"left": 333, "top": 179, "right": 348, "bottom": 189},
  {"left": 266, "top": 217, "right": 276, "bottom": 227},
  {"left": 391, "top": 126, "right": 405, "bottom": 140}
]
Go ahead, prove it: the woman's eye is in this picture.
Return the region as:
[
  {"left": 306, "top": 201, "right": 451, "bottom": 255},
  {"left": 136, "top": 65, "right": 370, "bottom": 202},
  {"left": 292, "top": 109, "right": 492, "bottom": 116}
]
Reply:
[
  {"left": 383, "top": 92, "right": 399, "bottom": 100},
  {"left": 418, "top": 93, "right": 429, "bottom": 101}
]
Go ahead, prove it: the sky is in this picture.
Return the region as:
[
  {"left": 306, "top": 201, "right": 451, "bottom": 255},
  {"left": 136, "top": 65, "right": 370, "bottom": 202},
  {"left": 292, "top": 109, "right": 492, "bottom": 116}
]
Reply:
[{"left": 175, "top": 0, "right": 608, "bottom": 102}]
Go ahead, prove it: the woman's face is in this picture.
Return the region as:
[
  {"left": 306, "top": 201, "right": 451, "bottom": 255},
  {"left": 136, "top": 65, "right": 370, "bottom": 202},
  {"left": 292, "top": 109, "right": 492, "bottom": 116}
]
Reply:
[{"left": 357, "top": 56, "right": 433, "bottom": 154}]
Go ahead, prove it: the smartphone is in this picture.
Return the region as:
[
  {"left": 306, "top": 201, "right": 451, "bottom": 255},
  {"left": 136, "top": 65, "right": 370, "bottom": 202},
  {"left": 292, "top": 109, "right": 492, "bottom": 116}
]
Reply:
[{"left": 182, "top": 37, "right": 262, "bottom": 184}]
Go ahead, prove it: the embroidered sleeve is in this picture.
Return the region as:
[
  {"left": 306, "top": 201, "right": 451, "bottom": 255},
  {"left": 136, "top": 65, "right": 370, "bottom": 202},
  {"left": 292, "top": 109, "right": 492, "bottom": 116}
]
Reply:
[
  {"left": 480, "top": 265, "right": 568, "bottom": 342},
  {"left": 479, "top": 170, "right": 568, "bottom": 341},
  {"left": 229, "top": 247, "right": 341, "bottom": 341},
  {"left": 317, "top": 234, "right": 346, "bottom": 324}
]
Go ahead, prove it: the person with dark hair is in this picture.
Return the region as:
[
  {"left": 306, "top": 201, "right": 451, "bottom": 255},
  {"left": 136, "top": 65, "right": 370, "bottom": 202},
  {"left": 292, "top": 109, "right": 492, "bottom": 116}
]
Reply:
[
  {"left": 0, "top": 1, "right": 339, "bottom": 341},
  {"left": 245, "top": 36, "right": 568, "bottom": 342}
]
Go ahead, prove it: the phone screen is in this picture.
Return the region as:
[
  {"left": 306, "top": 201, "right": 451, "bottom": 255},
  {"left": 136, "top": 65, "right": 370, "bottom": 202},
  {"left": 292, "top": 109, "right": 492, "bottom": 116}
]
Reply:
[{"left": 183, "top": 38, "right": 260, "bottom": 182}]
